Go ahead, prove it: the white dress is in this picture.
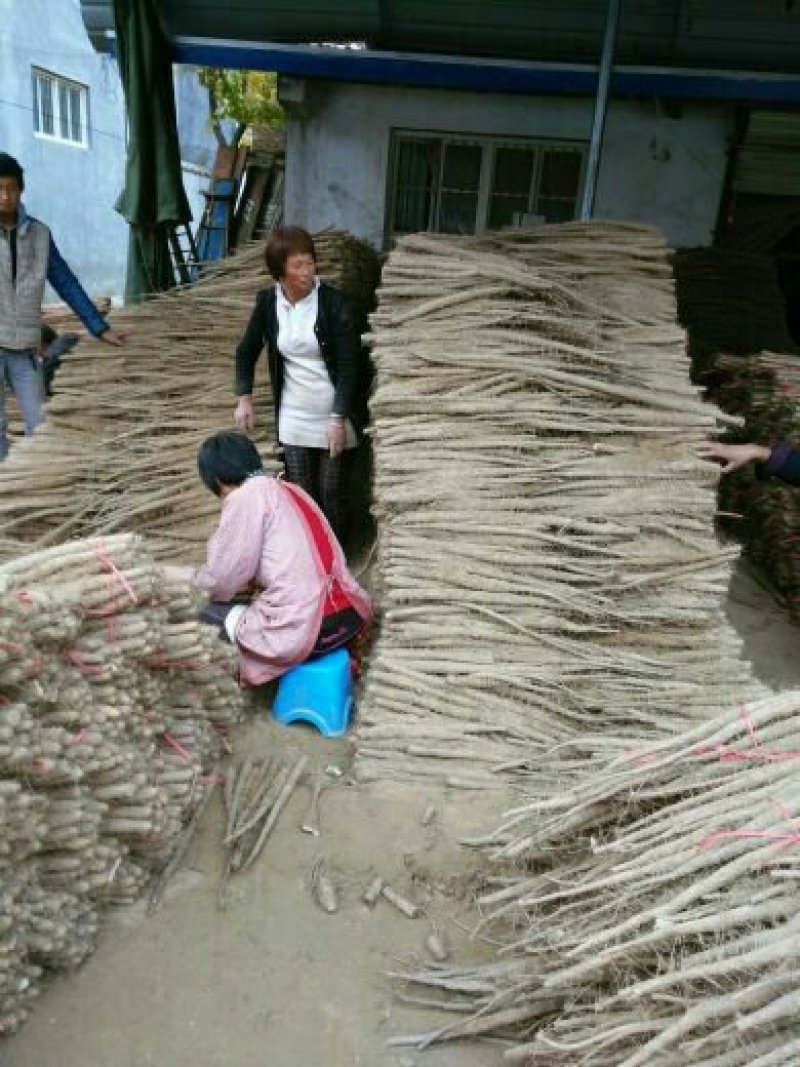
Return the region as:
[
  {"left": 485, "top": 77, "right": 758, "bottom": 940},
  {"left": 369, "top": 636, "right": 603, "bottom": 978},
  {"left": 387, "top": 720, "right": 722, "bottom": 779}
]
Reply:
[{"left": 276, "top": 279, "right": 357, "bottom": 450}]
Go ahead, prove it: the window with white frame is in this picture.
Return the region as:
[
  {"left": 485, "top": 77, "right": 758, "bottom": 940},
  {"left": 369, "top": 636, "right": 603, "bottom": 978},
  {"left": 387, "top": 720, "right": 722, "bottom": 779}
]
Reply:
[
  {"left": 388, "top": 132, "right": 585, "bottom": 239},
  {"left": 31, "top": 68, "right": 89, "bottom": 147}
]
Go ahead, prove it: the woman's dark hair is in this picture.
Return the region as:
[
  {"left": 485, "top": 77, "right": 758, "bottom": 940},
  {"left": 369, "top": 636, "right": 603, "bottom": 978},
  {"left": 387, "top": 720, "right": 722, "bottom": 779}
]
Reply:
[
  {"left": 197, "top": 431, "right": 264, "bottom": 496},
  {"left": 264, "top": 226, "right": 316, "bottom": 280},
  {"left": 0, "top": 153, "right": 24, "bottom": 191}
]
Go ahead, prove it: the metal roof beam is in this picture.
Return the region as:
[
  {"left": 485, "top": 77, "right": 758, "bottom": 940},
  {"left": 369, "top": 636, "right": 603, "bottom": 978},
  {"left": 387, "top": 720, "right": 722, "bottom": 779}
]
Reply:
[{"left": 164, "top": 37, "right": 800, "bottom": 104}]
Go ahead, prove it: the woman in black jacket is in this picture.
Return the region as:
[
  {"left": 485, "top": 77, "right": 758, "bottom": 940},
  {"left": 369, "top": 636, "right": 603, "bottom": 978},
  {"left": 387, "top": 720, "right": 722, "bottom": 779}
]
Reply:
[
  {"left": 698, "top": 440, "right": 800, "bottom": 485},
  {"left": 233, "top": 226, "right": 366, "bottom": 542}
]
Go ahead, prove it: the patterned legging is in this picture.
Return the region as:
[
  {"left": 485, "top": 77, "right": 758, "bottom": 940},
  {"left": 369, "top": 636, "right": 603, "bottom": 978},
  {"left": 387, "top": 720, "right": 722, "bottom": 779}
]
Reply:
[{"left": 281, "top": 445, "right": 347, "bottom": 544}]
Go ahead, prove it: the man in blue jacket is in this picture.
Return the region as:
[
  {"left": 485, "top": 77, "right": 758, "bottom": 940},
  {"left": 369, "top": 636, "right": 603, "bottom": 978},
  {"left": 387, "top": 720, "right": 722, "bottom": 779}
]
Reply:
[{"left": 0, "top": 152, "right": 125, "bottom": 458}]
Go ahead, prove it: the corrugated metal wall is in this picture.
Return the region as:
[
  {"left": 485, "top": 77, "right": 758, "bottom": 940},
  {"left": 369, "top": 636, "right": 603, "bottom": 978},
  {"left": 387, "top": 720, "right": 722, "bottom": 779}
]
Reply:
[
  {"left": 736, "top": 112, "right": 800, "bottom": 197},
  {"left": 83, "top": 1, "right": 800, "bottom": 74}
]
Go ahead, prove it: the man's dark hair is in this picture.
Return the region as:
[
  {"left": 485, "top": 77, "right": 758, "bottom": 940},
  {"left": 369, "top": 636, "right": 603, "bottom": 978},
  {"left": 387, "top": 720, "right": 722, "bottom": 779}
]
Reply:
[
  {"left": 197, "top": 431, "right": 264, "bottom": 496},
  {"left": 0, "top": 154, "right": 24, "bottom": 190},
  {"left": 264, "top": 226, "right": 316, "bottom": 280}
]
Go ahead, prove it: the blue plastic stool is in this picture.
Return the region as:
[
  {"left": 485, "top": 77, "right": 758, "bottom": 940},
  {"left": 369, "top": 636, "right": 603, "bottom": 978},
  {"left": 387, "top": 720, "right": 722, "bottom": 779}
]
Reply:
[{"left": 272, "top": 648, "right": 354, "bottom": 737}]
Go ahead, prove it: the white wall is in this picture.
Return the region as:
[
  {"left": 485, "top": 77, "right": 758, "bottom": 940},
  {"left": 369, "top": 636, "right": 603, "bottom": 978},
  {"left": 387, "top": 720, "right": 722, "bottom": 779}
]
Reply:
[
  {"left": 0, "top": 0, "right": 129, "bottom": 298},
  {"left": 284, "top": 81, "right": 733, "bottom": 249},
  {"left": 0, "top": 0, "right": 215, "bottom": 301}
]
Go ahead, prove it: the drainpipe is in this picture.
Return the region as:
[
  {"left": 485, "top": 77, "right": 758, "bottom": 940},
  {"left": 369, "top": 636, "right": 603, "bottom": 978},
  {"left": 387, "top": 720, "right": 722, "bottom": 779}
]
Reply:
[{"left": 580, "top": 0, "right": 622, "bottom": 220}]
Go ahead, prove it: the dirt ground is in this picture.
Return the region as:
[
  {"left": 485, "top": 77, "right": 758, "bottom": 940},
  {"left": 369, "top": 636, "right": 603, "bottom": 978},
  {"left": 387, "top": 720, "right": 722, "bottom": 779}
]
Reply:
[{"left": 2, "top": 559, "right": 800, "bottom": 1067}]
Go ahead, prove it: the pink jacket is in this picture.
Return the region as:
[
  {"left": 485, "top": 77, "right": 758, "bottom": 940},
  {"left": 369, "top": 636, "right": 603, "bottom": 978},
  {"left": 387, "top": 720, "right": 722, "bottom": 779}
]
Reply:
[{"left": 195, "top": 476, "right": 372, "bottom": 685}]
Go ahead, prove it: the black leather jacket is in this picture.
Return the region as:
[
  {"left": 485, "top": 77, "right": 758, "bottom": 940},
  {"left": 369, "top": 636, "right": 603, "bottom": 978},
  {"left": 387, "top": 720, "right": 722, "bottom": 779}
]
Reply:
[{"left": 234, "top": 281, "right": 368, "bottom": 438}]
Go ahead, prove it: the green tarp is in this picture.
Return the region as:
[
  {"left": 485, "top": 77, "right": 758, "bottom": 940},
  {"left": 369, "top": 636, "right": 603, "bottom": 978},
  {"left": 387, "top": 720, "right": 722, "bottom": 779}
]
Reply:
[{"left": 113, "top": 0, "right": 192, "bottom": 301}]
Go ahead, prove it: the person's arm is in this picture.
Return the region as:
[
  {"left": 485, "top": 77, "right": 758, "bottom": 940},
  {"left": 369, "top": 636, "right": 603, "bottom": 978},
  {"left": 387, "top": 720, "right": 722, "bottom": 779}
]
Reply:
[
  {"left": 325, "top": 289, "right": 359, "bottom": 457},
  {"left": 697, "top": 440, "right": 800, "bottom": 486},
  {"left": 234, "top": 293, "right": 269, "bottom": 431},
  {"left": 194, "top": 490, "right": 265, "bottom": 601},
  {"left": 759, "top": 441, "right": 800, "bottom": 486},
  {"left": 46, "top": 237, "right": 125, "bottom": 345},
  {"left": 328, "top": 290, "right": 359, "bottom": 420}
]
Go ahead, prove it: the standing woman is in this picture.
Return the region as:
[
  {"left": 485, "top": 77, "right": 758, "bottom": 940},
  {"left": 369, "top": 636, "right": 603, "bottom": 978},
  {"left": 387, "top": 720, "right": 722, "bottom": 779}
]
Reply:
[{"left": 233, "top": 226, "right": 365, "bottom": 544}]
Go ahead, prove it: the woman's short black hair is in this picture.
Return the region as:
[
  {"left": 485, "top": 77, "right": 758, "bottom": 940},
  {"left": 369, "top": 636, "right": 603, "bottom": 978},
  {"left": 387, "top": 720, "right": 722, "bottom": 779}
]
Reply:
[
  {"left": 197, "top": 431, "right": 264, "bottom": 496},
  {"left": 0, "top": 153, "right": 24, "bottom": 191},
  {"left": 264, "top": 226, "right": 316, "bottom": 280}
]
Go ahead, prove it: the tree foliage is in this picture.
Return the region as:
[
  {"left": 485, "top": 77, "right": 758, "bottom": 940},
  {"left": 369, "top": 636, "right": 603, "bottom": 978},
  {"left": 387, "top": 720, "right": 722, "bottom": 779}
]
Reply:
[{"left": 199, "top": 69, "right": 284, "bottom": 132}]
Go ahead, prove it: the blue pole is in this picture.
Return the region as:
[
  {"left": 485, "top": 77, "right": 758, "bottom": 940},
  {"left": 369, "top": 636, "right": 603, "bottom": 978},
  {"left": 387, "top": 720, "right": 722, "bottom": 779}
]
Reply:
[{"left": 580, "top": 0, "right": 622, "bottom": 220}]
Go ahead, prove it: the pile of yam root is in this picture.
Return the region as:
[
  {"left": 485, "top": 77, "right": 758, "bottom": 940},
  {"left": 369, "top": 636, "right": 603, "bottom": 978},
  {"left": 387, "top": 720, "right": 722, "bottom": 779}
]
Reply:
[
  {"left": 361, "top": 225, "right": 800, "bottom": 1064},
  {"left": 0, "top": 534, "right": 244, "bottom": 1033},
  {"left": 357, "top": 224, "right": 761, "bottom": 788}
]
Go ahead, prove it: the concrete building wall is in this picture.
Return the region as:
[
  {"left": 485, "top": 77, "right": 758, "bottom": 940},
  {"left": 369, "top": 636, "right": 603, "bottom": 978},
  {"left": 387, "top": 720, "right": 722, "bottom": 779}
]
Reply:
[
  {"left": 0, "top": 0, "right": 129, "bottom": 298},
  {"left": 284, "top": 81, "right": 733, "bottom": 250},
  {"left": 0, "top": 0, "right": 214, "bottom": 301}
]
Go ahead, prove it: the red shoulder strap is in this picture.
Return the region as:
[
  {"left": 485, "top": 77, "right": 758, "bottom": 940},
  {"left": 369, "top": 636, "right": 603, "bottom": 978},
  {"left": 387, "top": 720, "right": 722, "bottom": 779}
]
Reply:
[{"left": 281, "top": 482, "right": 350, "bottom": 614}]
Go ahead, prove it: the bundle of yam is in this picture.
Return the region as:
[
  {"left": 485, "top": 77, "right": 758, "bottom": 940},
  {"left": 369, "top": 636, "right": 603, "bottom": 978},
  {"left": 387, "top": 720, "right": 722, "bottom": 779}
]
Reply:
[
  {"left": 0, "top": 230, "right": 380, "bottom": 562},
  {"left": 355, "top": 224, "right": 762, "bottom": 789},
  {"left": 0, "top": 533, "right": 245, "bottom": 1034},
  {"left": 395, "top": 691, "right": 800, "bottom": 1064},
  {"left": 673, "top": 248, "right": 800, "bottom": 617},
  {"left": 701, "top": 350, "right": 800, "bottom": 621}
]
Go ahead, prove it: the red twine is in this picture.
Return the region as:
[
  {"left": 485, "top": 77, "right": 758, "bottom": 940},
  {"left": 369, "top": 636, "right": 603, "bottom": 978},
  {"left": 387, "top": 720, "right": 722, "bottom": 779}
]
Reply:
[
  {"left": 143, "top": 653, "right": 202, "bottom": 671},
  {"left": 623, "top": 746, "right": 658, "bottom": 767},
  {"left": 697, "top": 802, "right": 800, "bottom": 854},
  {"left": 94, "top": 540, "right": 139, "bottom": 606},
  {"left": 694, "top": 706, "right": 800, "bottom": 765},
  {"left": 64, "top": 649, "right": 103, "bottom": 677},
  {"left": 163, "top": 731, "right": 193, "bottom": 762}
]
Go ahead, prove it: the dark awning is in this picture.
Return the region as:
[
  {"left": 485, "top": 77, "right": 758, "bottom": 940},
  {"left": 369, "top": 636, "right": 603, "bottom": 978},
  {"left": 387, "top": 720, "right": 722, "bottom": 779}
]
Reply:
[
  {"left": 113, "top": 0, "right": 192, "bottom": 300},
  {"left": 83, "top": 1, "right": 800, "bottom": 76}
]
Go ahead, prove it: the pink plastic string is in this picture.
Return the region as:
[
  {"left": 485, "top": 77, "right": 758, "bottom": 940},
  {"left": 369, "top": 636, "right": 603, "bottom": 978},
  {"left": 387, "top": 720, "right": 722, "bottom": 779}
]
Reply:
[
  {"left": 95, "top": 540, "right": 139, "bottom": 605},
  {"left": 163, "top": 731, "right": 193, "bottom": 762},
  {"left": 697, "top": 801, "right": 800, "bottom": 853},
  {"left": 64, "top": 648, "right": 103, "bottom": 677},
  {"left": 144, "top": 654, "right": 202, "bottom": 670},
  {"left": 694, "top": 706, "right": 800, "bottom": 764},
  {"left": 697, "top": 827, "right": 800, "bottom": 853},
  {"left": 623, "top": 746, "right": 657, "bottom": 766}
]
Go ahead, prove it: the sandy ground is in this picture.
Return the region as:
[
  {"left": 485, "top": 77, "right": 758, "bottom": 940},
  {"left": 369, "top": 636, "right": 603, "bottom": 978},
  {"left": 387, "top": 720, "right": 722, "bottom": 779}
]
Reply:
[{"left": 2, "top": 559, "right": 800, "bottom": 1067}]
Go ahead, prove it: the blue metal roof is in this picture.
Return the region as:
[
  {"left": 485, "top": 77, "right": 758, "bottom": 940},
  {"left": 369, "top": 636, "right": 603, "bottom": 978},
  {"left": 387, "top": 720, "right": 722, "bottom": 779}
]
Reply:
[{"left": 168, "top": 38, "right": 800, "bottom": 104}]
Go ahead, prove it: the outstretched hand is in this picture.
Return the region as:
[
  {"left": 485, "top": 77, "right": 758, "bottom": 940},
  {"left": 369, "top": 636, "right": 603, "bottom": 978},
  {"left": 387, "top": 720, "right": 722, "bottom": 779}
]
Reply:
[
  {"left": 696, "top": 441, "right": 771, "bottom": 474},
  {"left": 99, "top": 328, "right": 126, "bottom": 347}
]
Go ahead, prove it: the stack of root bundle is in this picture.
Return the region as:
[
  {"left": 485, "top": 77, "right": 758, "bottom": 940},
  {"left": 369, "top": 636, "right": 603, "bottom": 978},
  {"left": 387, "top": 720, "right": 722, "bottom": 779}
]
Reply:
[
  {"left": 674, "top": 248, "right": 800, "bottom": 619},
  {"left": 702, "top": 349, "right": 800, "bottom": 620},
  {"left": 0, "top": 231, "right": 380, "bottom": 562},
  {"left": 0, "top": 533, "right": 245, "bottom": 1034},
  {"left": 395, "top": 691, "right": 800, "bottom": 1064},
  {"left": 355, "top": 223, "right": 763, "bottom": 789}
]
